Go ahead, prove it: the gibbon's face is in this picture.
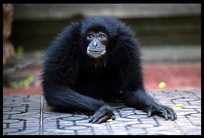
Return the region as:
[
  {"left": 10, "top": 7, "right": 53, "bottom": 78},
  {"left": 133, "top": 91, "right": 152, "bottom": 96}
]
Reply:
[{"left": 86, "top": 31, "right": 108, "bottom": 58}]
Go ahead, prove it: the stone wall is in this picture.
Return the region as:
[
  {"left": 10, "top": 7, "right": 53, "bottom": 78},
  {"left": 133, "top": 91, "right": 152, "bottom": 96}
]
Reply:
[{"left": 13, "top": 4, "right": 201, "bottom": 20}]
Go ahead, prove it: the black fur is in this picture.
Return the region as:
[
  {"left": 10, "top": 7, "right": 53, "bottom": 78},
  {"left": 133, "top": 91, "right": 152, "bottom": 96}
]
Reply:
[{"left": 41, "top": 16, "right": 177, "bottom": 123}]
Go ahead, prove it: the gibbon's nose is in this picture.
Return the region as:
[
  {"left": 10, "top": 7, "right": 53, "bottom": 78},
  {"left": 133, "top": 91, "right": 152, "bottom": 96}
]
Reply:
[{"left": 93, "top": 41, "right": 97, "bottom": 48}]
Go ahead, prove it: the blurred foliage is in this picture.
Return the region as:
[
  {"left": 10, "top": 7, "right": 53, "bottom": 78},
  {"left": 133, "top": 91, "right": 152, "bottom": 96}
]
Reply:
[
  {"left": 16, "top": 46, "right": 24, "bottom": 59},
  {"left": 34, "top": 50, "right": 43, "bottom": 58},
  {"left": 9, "top": 75, "right": 35, "bottom": 89}
]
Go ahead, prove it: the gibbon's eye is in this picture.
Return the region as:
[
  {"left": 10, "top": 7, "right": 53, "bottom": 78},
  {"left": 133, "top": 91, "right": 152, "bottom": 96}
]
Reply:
[
  {"left": 88, "top": 34, "right": 94, "bottom": 38},
  {"left": 99, "top": 34, "right": 105, "bottom": 38}
]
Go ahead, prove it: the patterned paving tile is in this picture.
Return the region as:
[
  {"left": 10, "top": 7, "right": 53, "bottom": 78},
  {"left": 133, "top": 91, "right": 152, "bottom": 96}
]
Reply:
[{"left": 3, "top": 90, "right": 201, "bottom": 135}]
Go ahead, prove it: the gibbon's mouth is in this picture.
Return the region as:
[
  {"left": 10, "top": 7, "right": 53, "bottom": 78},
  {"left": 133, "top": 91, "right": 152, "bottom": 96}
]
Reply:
[
  {"left": 87, "top": 49, "right": 106, "bottom": 58},
  {"left": 88, "top": 49, "right": 104, "bottom": 52}
]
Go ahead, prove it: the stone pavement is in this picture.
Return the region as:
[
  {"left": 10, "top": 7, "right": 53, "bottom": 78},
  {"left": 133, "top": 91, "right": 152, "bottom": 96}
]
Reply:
[{"left": 3, "top": 90, "right": 201, "bottom": 135}]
